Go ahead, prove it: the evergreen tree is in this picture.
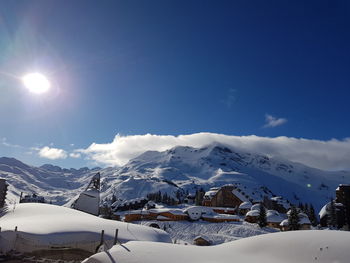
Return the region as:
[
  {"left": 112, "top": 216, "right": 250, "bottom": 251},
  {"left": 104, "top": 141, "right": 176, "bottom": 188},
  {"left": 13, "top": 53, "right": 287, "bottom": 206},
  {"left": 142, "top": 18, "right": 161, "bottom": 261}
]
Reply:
[
  {"left": 328, "top": 199, "right": 337, "bottom": 228},
  {"left": 258, "top": 205, "right": 267, "bottom": 228},
  {"left": 176, "top": 190, "right": 182, "bottom": 204},
  {"left": 303, "top": 203, "right": 309, "bottom": 215},
  {"left": 298, "top": 202, "right": 304, "bottom": 211},
  {"left": 308, "top": 204, "right": 318, "bottom": 226},
  {"left": 288, "top": 206, "right": 300, "bottom": 230},
  {"left": 162, "top": 193, "right": 168, "bottom": 204}
]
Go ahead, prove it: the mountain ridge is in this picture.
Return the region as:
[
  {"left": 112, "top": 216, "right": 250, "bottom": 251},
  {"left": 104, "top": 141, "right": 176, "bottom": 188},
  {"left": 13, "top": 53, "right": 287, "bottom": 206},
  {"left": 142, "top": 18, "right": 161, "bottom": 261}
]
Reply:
[{"left": 0, "top": 143, "right": 349, "bottom": 210}]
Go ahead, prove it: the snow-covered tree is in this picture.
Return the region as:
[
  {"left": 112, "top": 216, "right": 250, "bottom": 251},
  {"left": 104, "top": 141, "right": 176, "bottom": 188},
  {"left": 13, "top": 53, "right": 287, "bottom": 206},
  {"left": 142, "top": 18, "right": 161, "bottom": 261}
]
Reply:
[
  {"left": 288, "top": 206, "right": 300, "bottom": 230},
  {"left": 308, "top": 204, "right": 318, "bottom": 226},
  {"left": 258, "top": 205, "right": 267, "bottom": 228}
]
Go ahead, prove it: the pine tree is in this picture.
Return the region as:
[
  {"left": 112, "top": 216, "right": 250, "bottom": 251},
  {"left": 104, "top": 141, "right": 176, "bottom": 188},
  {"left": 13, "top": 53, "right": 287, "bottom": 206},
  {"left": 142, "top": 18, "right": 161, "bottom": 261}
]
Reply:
[
  {"left": 308, "top": 204, "right": 318, "bottom": 226},
  {"left": 258, "top": 205, "right": 267, "bottom": 228},
  {"left": 303, "top": 203, "right": 309, "bottom": 215},
  {"left": 288, "top": 206, "right": 300, "bottom": 230},
  {"left": 328, "top": 199, "right": 337, "bottom": 228}
]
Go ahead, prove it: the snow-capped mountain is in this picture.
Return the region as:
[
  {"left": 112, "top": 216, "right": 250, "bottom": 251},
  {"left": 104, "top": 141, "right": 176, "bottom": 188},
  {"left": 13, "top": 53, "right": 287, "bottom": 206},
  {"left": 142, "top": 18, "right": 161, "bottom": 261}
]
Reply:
[
  {"left": 101, "top": 144, "right": 350, "bottom": 210},
  {"left": 0, "top": 157, "right": 100, "bottom": 204},
  {"left": 1, "top": 143, "right": 349, "bottom": 210}
]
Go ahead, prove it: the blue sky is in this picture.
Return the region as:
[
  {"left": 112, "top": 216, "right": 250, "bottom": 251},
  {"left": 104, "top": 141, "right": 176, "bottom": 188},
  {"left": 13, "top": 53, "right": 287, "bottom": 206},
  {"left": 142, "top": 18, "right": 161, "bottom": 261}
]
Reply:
[{"left": 0, "top": 1, "right": 350, "bottom": 169}]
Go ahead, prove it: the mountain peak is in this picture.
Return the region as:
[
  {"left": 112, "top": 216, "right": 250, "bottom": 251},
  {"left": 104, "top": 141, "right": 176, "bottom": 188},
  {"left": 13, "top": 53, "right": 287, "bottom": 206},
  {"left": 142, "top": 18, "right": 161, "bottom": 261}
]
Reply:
[{"left": 0, "top": 157, "right": 30, "bottom": 169}]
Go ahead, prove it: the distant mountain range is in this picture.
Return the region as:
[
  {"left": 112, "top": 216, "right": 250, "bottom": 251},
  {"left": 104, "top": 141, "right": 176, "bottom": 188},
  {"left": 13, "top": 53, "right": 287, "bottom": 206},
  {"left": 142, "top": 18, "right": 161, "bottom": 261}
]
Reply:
[{"left": 1, "top": 143, "right": 349, "bottom": 210}]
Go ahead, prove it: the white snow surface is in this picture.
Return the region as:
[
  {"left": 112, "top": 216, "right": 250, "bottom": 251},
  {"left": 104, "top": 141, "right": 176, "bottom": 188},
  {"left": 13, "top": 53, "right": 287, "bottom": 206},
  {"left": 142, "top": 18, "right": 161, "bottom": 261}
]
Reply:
[
  {"left": 83, "top": 230, "right": 350, "bottom": 263},
  {"left": 139, "top": 220, "right": 277, "bottom": 245},
  {"left": 0, "top": 203, "right": 171, "bottom": 254}
]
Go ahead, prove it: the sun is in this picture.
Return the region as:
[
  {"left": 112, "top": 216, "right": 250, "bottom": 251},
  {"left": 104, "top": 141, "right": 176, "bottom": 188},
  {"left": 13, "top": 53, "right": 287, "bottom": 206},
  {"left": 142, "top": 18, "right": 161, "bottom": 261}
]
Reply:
[{"left": 22, "top": 73, "right": 51, "bottom": 94}]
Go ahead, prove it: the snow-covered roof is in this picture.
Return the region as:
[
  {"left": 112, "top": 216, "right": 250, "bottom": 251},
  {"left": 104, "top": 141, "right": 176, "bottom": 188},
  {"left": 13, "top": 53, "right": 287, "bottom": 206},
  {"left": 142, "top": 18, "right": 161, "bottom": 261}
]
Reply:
[
  {"left": 280, "top": 219, "right": 289, "bottom": 226},
  {"left": 319, "top": 203, "right": 328, "bottom": 218},
  {"left": 299, "top": 216, "right": 311, "bottom": 225},
  {"left": 239, "top": 201, "right": 252, "bottom": 209},
  {"left": 319, "top": 202, "right": 344, "bottom": 218},
  {"left": 246, "top": 210, "right": 259, "bottom": 217},
  {"left": 250, "top": 203, "right": 262, "bottom": 211},
  {"left": 266, "top": 210, "right": 283, "bottom": 223},
  {"left": 204, "top": 190, "right": 218, "bottom": 198},
  {"left": 232, "top": 189, "right": 249, "bottom": 202}
]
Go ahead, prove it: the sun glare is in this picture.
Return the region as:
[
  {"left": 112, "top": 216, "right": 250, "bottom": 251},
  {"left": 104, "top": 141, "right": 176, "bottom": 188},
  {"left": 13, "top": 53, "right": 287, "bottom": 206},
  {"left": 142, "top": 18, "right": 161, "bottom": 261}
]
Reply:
[{"left": 22, "top": 73, "right": 51, "bottom": 94}]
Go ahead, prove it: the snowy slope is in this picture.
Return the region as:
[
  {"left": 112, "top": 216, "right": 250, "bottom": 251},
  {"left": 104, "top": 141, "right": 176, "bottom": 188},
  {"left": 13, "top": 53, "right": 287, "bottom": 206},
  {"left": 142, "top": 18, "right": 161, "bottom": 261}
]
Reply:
[
  {"left": 83, "top": 230, "right": 350, "bottom": 263},
  {"left": 0, "top": 157, "right": 100, "bottom": 204},
  {"left": 101, "top": 144, "right": 350, "bottom": 210},
  {"left": 0, "top": 203, "right": 171, "bottom": 254},
  {"left": 1, "top": 142, "right": 349, "bottom": 210},
  {"left": 139, "top": 220, "right": 278, "bottom": 245}
]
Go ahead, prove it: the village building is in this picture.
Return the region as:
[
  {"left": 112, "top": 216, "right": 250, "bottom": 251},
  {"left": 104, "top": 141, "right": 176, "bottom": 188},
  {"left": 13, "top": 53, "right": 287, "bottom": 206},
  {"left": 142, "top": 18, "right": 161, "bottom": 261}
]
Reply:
[
  {"left": 282, "top": 211, "right": 311, "bottom": 230},
  {"left": 146, "top": 208, "right": 189, "bottom": 221},
  {"left": 319, "top": 202, "right": 345, "bottom": 228},
  {"left": 299, "top": 213, "right": 311, "bottom": 230},
  {"left": 250, "top": 203, "right": 263, "bottom": 211},
  {"left": 336, "top": 184, "right": 350, "bottom": 226},
  {"left": 238, "top": 201, "right": 252, "bottom": 215},
  {"left": 193, "top": 236, "right": 211, "bottom": 246},
  {"left": 266, "top": 210, "right": 284, "bottom": 228},
  {"left": 280, "top": 219, "right": 289, "bottom": 231},
  {"left": 203, "top": 185, "right": 249, "bottom": 208},
  {"left": 184, "top": 193, "right": 196, "bottom": 204},
  {"left": 245, "top": 210, "right": 260, "bottom": 223},
  {"left": 124, "top": 210, "right": 148, "bottom": 222}
]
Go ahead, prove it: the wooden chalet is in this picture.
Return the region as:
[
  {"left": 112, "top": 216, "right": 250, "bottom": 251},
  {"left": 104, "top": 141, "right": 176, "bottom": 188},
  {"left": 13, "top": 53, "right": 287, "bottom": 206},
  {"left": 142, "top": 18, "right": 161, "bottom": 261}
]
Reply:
[{"left": 203, "top": 185, "right": 250, "bottom": 208}]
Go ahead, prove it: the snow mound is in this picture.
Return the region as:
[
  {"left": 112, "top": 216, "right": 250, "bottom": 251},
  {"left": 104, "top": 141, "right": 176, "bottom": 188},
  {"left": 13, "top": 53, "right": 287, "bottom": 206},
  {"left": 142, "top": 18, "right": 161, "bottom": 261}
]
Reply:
[
  {"left": 0, "top": 203, "right": 171, "bottom": 254},
  {"left": 83, "top": 230, "right": 350, "bottom": 263}
]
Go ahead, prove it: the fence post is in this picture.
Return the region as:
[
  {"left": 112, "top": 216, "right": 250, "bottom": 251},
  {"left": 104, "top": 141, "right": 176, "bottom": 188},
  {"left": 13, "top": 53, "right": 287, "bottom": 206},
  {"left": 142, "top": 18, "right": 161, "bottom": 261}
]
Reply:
[
  {"left": 100, "top": 230, "right": 104, "bottom": 244},
  {"left": 113, "top": 229, "right": 119, "bottom": 245}
]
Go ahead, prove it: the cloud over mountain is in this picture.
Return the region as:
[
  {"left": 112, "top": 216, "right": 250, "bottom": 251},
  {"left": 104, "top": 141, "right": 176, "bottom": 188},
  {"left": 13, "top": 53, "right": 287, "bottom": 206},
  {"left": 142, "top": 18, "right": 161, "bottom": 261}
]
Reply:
[
  {"left": 38, "top": 146, "right": 68, "bottom": 160},
  {"left": 79, "top": 133, "right": 350, "bottom": 171}
]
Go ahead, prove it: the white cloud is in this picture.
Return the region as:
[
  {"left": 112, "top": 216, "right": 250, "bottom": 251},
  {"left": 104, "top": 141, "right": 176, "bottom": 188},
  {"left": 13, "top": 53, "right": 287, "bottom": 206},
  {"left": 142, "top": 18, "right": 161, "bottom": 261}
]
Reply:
[
  {"left": 264, "top": 114, "right": 287, "bottom": 128},
  {"left": 1, "top": 138, "right": 22, "bottom": 148},
  {"left": 78, "top": 133, "right": 350, "bottom": 171},
  {"left": 38, "top": 146, "right": 67, "bottom": 160},
  {"left": 69, "top": 152, "right": 81, "bottom": 158}
]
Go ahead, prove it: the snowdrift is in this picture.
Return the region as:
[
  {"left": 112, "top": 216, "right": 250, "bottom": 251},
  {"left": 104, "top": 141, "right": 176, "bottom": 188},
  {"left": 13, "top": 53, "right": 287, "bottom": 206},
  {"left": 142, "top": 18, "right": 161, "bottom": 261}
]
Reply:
[
  {"left": 0, "top": 203, "right": 171, "bottom": 255},
  {"left": 83, "top": 230, "right": 350, "bottom": 263}
]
